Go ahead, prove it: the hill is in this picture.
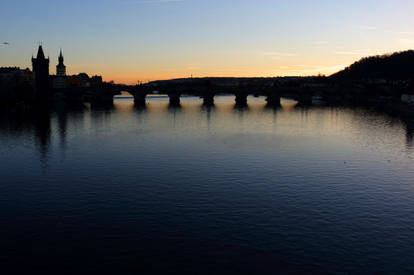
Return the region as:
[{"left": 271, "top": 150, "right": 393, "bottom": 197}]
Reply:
[{"left": 331, "top": 50, "right": 414, "bottom": 81}]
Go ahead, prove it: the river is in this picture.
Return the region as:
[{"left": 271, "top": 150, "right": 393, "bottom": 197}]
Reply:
[{"left": 1, "top": 96, "right": 413, "bottom": 274}]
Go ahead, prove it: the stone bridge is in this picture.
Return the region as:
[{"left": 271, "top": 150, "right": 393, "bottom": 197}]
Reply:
[
  {"left": 112, "top": 81, "right": 316, "bottom": 106},
  {"left": 59, "top": 79, "right": 320, "bottom": 107}
]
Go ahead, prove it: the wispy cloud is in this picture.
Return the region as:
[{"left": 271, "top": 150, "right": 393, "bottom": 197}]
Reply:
[
  {"left": 333, "top": 49, "right": 377, "bottom": 56},
  {"left": 262, "top": 52, "right": 297, "bottom": 60}
]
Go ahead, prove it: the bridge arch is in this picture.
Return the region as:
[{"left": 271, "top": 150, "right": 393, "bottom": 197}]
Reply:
[{"left": 113, "top": 90, "right": 134, "bottom": 99}]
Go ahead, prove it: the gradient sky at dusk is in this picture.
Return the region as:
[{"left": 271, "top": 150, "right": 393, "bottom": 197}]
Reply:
[{"left": 1, "top": 0, "right": 414, "bottom": 84}]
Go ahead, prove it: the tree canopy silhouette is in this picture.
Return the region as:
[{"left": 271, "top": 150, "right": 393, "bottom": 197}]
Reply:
[{"left": 331, "top": 50, "right": 414, "bottom": 81}]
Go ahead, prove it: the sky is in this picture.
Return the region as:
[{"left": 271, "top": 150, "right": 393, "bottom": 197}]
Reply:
[{"left": 1, "top": 0, "right": 414, "bottom": 84}]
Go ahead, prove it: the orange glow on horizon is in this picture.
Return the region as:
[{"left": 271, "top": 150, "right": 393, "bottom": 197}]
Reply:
[{"left": 93, "top": 64, "right": 349, "bottom": 85}]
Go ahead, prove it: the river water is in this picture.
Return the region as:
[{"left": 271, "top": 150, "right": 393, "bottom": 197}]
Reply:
[{"left": 1, "top": 96, "right": 413, "bottom": 274}]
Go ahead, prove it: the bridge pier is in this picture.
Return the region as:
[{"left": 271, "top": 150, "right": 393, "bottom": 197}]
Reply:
[
  {"left": 266, "top": 93, "right": 281, "bottom": 107},
  {"left": 297, "top": 94, "right": 313, "bottom": 105},
  {"left": 235, "top": 93, "right": 248, "bottom": 106},
  {"left": 133, "top": 93, "right": 147, "bottom": 107},
  {"left": 202, "top": 94, "right": 215, "bottom": 106},
  {"left": 168, "top": 93, "right": 181, "bottom": 106}
]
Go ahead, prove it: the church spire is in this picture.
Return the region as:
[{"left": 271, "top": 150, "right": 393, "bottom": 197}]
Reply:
[
  {"left": 56, "top": 49, "right": 66, "bottom": 76},
  {"left": 58, "top": 49, "right": 64, "bottom": 64}
]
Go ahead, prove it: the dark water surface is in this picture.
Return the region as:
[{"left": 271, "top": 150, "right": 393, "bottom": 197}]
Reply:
[{"left": 1, "top": 96, "right": 414, "bottom": 274}]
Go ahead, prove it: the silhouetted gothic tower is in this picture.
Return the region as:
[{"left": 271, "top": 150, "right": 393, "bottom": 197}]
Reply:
[
  {"left": 56, "top": 50, "right": 66, "bottom": 76},
  {"left": 32, "top": 45, "right": 50, "bottom": 91}
]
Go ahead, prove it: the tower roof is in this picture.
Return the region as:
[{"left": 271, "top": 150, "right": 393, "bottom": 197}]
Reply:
[
  {"left": 58, "top": 49, "right": 63, "bottom": 63},
  {"left": 58, "top": 49, "right": 64, "bottom": 63},
  {"left": 36, "top": 45, "right": 46, "bottom": 59}
]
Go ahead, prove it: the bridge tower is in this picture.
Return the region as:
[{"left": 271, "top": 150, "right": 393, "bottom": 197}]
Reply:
[{"left": 32, "top": 45, "right": 50, "bottom": 95}]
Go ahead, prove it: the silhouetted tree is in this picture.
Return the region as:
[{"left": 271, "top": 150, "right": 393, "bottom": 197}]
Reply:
[{"left": 331, "top": 50, "right": 414, "bottom": 81}]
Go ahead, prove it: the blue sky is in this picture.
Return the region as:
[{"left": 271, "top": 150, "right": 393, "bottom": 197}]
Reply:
[{"left": 1, "top": 0, "right": 414, "bottom": 83}]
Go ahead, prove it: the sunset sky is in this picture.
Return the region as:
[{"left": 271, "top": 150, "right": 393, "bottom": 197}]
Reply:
[{"left": 1, "top": 0, "right": 414, "bottom": 84}]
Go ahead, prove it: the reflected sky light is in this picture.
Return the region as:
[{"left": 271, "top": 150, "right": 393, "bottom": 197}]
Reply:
[
  {"left": 1, "top": 98, "right": 414, "bottom": 273},
  {"left": 108, "top": 96, "right": 411, "bottom": 156}
]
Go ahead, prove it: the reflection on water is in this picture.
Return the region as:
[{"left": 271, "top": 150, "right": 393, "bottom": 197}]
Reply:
[
  {"left": 404, "top": 119, "right": 414, "bottom": 148},
  {"left": 0, "top": 96, "right": 414, "bottom": 274}
]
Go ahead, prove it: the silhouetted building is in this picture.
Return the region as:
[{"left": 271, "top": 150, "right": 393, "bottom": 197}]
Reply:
[
  {"left": 66, "top": 73, "right": 102, "bottom": 88},
  {"left": 67, "top": 75, "right": 84, "bottom": 88},
  {"left": 56, "top": 50, "right": 66, "bottom": 76},
  {"left": 32, "top": 45, "right": 50, "bottom": 93},
  {"left": 67, "top": 73, "right": 89, "bottom": 88},
  {"left": 0, "top": 67, "right": 34, "bottom": 102},
  {"left": 52, "top": 50, "right": 67, "bottom": 89},
  {"left": 77, "top": 73, "right": 90, "bottom": 85},
  {"left": 0, "top": 67, "right": 32, "bottom": 88}
]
